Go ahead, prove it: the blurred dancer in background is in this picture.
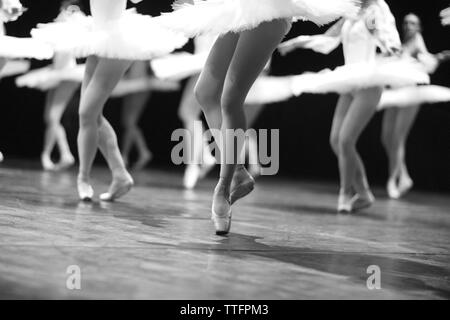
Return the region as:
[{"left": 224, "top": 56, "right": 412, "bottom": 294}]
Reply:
[
  {"left": 120, "top": 60, "right": 180, "bottom": 171},
  {"left": 32, "top": 0, "right": 187, "bottom": 201},
  {"left": 381, "top": 13, "right": 450, "bottom": 199},
  {"left": 17, "top": 0, "right": 85, "bottom": 171},
  {"left": 1, "top": 0, "right": 53, "bottom": 163},
  {"left": 278, "top": 0, "right": 428, "bottom": 212}
]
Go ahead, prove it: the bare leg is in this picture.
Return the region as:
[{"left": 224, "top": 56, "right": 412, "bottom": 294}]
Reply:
[
  {"left": 196, "top": 19, "right": 290, "bottom": 234},
  {"left": 0, "top": 58, "right": 7, "bottom": 73},
  {"left": 42, "top": 89, "right": 58, "bottom": 170},
  {"left": 43, "top": 82, "right": 78, "bottom": 170},
  {"left": 77, "top": 56, "right": 131, "bottom": 200},
  {"left": 337, "top": 87, "right": 382, "bottom": 211},
  {"left": 0, "top": 57, "right": 6, "bottom": 162},
  {"left": 97, "top": 116, "right": 134, "bottom": 201},
  {"left": 330, "top": 94, "right": 370, "bottom": 196},
  {"left": 382, "top": 105, "right": 420, "bottom": 198},
  {"left": 121, "top": 61, "right": 152, "bottom": 170},
  {"left": 179, "top": 75, "right": 214, "bottom": 189},
  {"left": 245, "top": 103, "right": 264, "bottom": 177},
  {"left": 382, "top": 108, "right": 400, "bottom": 198}
]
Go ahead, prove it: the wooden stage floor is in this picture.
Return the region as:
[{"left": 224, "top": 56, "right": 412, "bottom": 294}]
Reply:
[{"left": 0, "top": 161, "right": 449, "bottom": 300}]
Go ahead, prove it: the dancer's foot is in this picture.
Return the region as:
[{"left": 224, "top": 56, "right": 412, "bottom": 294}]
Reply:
[
  {"left": 398, "top": 174, "right": 414, "bottom": 198},
  {"left": 352, "top": 190, "right": 375, "bottom": 211},
  {"left": 337, "top": 191, "right": 357, "bottom": 213},
  {"left": 183, "top": 164, "right": 201, "bottom": 190},
  {"left": 132, "top": 151, "right": 153, "bottom": 171},
  {"left": 0, "top": 151, "right": 3, "bottom": 163},
  {"left": 100, "top": 172, "right": 134, "bottom": 202},
  {"left": 387, "top": 177, "right": 401, "bottom": 199},
  {"left": 57, "top": 154, "right": 75, "bottom": 170},
  {"left": 77, "top": 177, "right": 94, "bottom": 202},
  {"left": 212, "top": 184, "right": 232, "bottom": 236},
  {"left": 41, "top": 154, "right": 57, "bottom": 171},
  {"left": 230, "top": 165, "right": 255, "bottom": 205}
]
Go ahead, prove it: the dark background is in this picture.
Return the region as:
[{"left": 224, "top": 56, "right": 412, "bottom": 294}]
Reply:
[{"left": 1, "top": 0, "right": 449, "bottom": 192}]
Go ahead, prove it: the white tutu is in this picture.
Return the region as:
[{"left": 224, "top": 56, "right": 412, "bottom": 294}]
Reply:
[
  {"left": 246, "top": 76, "right": 296, "bottom": 105},
  {"left": 156, "top": 0, "right": 359, "bottom": 37},
  {"left": 0, "top": 35, "right": 53, "bottom": 60},
  {"left": 292, "top": 57, "right": 430, "bottom": 95},
  {"left": 441, "top": 7, "right": 450, "bottom": 26},
  {"left": 150, "top": 52, "right": 208, "bottom": 80},
  {"left": 378, "top": 85, "right": 450, "bottom": 111},
  {"left": 15, "top": 64, "right": 85, "bottom": 90},
  {"left": 0, "top": 60, "right": 30, "bottom": 78},
  {"left": 31, "top": 9, "right": 188, "bottom": 60},
  {"left": 111, "top": 77, "right": 180, "bottom": 97}
]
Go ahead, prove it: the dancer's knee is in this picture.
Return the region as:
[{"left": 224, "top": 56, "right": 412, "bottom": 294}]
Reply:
[
  {"left": 79, "top": 107, "right": 100, "bottom": 127},
  {"left": 194, "top": 81, "right": 220, "bottom": 113},
  {"left": 329, "top": 132, "right": 340, "bottom": 155},
  {"left": 338, "top": 133, "right": 356, "bottom": 154}
]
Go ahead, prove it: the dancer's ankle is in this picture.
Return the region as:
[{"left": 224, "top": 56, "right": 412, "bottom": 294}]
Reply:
[
  {"left": 215, "top": 178, "right": 231, "bottom": 197},
  {"left": 77, "top": 173, "right": 90, "bottom": 183}
]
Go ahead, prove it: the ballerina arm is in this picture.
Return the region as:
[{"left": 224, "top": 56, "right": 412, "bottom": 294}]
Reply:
[
  {"left": 412, "top": 35, "right": 450, "bottom": 73},
  {"left": 278, "top": 19, "right": 344, "bottom": 56}
]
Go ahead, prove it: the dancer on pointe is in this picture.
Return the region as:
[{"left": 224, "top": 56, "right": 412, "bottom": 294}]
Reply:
[
  {"left": 176, "top": 34, "right": 267, "bottom": 189},
  {"left": 278, "top": 0, "right": 429, "bottom": 212},
  {"left": 1, "top": 0, "right": 54, "bottom": 163},
  {"left": 156, "top": 0, "right": 359, "bottom": 234},
  {"left": 381, "top": 13, "right": 450, "bottom": 199},
  {"left": 32, "top": 0, "right": 187, "bottom": 201}
]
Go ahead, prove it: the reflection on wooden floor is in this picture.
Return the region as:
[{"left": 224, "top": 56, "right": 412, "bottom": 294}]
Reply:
[{"left": 0, "top": 161, "right": 449, "bottom": 299}]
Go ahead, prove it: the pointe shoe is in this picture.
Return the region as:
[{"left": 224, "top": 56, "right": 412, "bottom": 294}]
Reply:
[
  {"left": 230, "top": 166, "right": 255, "bottom": 205},
  {"left": 41, "top": 154, "right": 57, "bottom": 171},
  {"left": 100, "top": 174, "right": 134, "bottom": 202},
  {"left": 352, "top": 190, "right": 375, "bottom": 211},
  {"left": 337, "top": 192, "right": 357, "bottom": 213},
  {"left": 398, "top": 175, "right": 413, "bottom": 198},
  {"left": 57, "top": 155, "right": 75, "bottom": 170},
  {"left": 132, "top": 152, "right": 153, "bottom": 171},
  {"left": 77, "top": 180, "right": 94, "bottom": 201},
  {"left": 212, "top": 189, "right": 232, "bottom": 236},
  {"left": 0, "top": 151, "right": 3, "bottom": 163},
  {"left": 183, "top": 164, "right": 201, "bottom": 190},
  {"left": 387, "top": 178, "right": 401, "bottom": 199}
]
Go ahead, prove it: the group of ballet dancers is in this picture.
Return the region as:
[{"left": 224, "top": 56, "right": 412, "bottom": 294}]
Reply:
[{"left": 0, "top": 0, "right": 449, "bottom": 235}]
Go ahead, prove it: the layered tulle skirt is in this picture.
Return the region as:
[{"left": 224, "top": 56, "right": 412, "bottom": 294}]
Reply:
[
  {"left": 155, "top": 0, "right": 359, "bottom": 37},
  {"left": 15, "top": 65, "right": 85, "bottom": 90},
  {"left": 378, "top": 85, "right": 450, "bottom": 111},
  {"left": 31, "top": 10, "right": 188, "bottom": 60},
  {"left": 16, "top": 62, "right": 180, "bottom": 96},
  {"left": 0, "top": 60, "right": 30, "bottom": 78},
  {"left": 150, "top": 52, "right": 209, "bottom": 80},
  {"left": 292, "top": 57, "right": 430, "bottom": 95},
  {"left": 0, "top": 35, "right": 53, "bottom": 60}
]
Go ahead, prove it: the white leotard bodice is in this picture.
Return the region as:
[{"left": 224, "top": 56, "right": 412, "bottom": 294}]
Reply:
[
  {"left": 90, "top": 0, "right": 127, "bottom": 26},
  {"left": 342, "top": 17, "right": 377, "bottom": 64},
  {"left": 341, "top": 0, "right": 400, "bottom": 65}
]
